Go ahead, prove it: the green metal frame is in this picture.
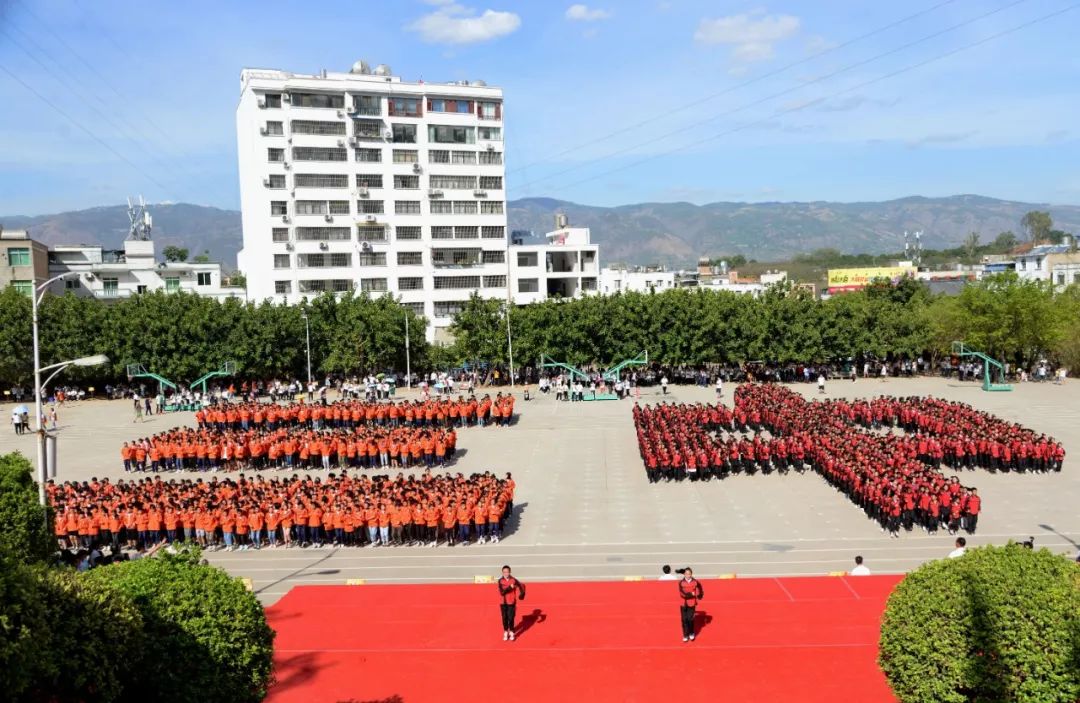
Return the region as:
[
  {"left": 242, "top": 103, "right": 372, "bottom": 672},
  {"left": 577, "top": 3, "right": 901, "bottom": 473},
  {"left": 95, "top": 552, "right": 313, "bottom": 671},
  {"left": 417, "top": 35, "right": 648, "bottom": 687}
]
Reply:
[
  {"left": 126, "top": 362, "right": 177, "bottom": 394},
  {"left": 602, "top": 350, "right": 649, "bottom": 382},
  {"left": 951, "top": 342, "right": 1012, "bottom": 392},
  {"left": 189, "top": 360, "right": 238, "bottom": 394},
  {"left": 539, "top": 354, "right": 589, "bottom": 381}
]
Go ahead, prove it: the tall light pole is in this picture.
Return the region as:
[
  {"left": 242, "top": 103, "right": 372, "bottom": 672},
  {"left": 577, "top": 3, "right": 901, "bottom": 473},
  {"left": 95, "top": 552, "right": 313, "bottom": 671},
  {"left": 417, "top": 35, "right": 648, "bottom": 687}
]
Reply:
[
  {"left": 32, "top": 271, "right": 107, "bottom": 505},
  {"left": 505, "top": 302, "right": 515, "bottom": 389},
  {"left": 404, "top": 311, "right": 412, "bottom": 390},
  {"left": 300, "top": 311, "right": 312, "bottom": 386}
]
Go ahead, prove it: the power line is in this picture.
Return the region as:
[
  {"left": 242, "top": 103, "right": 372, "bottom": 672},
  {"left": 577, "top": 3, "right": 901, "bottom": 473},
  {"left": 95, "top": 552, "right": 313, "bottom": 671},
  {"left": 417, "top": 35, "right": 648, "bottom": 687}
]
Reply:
[
  {"left": 508, "top": 0, "right": 961, "bottom": 178},
  {"left": 512, "top": 0, "right": 1034, "bottom": 195},
  {"left": 0, "top": 62, "right": 175, "bottom": 193},
  {"left": 524, "top": 2, "right": 1078, "bottom": 197}
]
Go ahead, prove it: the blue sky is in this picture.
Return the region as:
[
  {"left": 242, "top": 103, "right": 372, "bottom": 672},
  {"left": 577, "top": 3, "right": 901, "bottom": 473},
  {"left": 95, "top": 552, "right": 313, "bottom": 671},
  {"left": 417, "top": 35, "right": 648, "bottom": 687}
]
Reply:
[{"left": 1, "top": 0, "right": 1078, "bottom": 215}]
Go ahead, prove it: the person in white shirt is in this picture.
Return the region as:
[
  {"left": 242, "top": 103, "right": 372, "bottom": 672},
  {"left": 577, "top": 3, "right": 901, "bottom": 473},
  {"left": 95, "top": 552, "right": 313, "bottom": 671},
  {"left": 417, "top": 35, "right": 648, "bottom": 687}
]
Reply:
[
  {"left": 850, "top": 555, "right": 871, "bottom": 576},
  {"left": 715, "top": 378, "right": 723, "bottom": 398},
  {"left": 659, "top": 564, "right": 678, "bottom": 581},
  {"left": 948, "top": 537, "right": 967, "bottom": 559},
  {"left": 660, "top": 376, "right": 669, "bottom": 395},
  {"left": 817, "top": 374, "right": 826, "bottom": 394}
]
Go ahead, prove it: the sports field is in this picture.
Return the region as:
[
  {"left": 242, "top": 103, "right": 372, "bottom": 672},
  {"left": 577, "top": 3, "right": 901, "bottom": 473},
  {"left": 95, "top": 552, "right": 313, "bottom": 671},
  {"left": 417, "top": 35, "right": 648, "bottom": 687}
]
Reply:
[{"left": 2, "top": 377, "right": 1077, "bottom": 604}]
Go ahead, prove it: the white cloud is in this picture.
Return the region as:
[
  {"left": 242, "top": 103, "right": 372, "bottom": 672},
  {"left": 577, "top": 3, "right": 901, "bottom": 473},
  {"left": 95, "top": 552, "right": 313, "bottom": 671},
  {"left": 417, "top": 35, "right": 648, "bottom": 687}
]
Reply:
[
  {"left": 407, "top": 3, "right": 521, "bottom": 45},
  {"left": 805, "top": 35, "right": 837, "bottom": 54},
  {"left": 694, "top": 11, "right": 800, "bottom": 64},
  {"left": 566, "top": 4, "right": 612, "bottom": 21}
]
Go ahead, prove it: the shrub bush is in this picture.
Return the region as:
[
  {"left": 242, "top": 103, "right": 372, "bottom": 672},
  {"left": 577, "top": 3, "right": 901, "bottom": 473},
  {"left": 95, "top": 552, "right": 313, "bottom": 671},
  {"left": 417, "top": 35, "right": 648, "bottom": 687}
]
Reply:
[
  {"left": 85, "top": 549, "right": 275, "bottom": 703},
  {"left": 879, "top": 544, "right": 1080, "bottom": 703},
  {"left": 0, "top": 549, "right": 51, "bottom": 698},
  {"left": 0, "top": 451, "right": 54, "bottom": 563}
]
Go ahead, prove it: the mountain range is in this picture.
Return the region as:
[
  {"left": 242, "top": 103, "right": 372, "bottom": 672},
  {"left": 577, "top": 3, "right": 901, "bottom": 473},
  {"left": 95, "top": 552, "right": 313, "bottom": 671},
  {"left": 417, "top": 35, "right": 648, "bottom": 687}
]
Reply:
[{"left": 3, "top": 195, "right": 1078, "bottom": 269}]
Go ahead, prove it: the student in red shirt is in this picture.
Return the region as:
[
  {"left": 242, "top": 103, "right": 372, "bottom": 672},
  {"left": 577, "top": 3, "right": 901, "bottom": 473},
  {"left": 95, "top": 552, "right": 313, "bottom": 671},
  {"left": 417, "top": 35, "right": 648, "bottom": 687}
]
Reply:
[{"left": 497, "top": 565, "right": 526, "bottom": 641}]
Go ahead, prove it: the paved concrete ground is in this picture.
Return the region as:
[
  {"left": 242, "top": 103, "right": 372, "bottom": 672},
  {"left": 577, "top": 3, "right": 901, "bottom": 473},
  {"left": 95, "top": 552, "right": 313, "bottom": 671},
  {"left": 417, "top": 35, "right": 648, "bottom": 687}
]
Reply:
[{"left": 3, "top": 378, "right": 1077, "bottom": 604}]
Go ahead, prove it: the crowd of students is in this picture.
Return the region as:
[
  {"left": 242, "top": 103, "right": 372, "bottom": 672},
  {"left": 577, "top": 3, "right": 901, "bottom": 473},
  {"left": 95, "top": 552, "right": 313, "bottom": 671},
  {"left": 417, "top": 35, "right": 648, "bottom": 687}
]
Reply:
[
  {"left": 120, "top": 395, "right": 517, "bottom": 473},
  {"left": 48, "top": 471, "right": 516, "bottom": 551},
  {"left": 634, "top": 384, "right": 1066, "bottom": 536}
]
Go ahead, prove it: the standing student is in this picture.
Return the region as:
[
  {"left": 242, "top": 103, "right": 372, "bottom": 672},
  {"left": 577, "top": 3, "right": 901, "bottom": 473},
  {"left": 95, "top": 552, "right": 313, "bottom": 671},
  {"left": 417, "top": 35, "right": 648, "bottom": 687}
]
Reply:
[
  {"left": 497, "top": 564, "right": 526, "bottom": 641},
  {"left": 677, "top": 567, "right": 704, "bottom": 642}
]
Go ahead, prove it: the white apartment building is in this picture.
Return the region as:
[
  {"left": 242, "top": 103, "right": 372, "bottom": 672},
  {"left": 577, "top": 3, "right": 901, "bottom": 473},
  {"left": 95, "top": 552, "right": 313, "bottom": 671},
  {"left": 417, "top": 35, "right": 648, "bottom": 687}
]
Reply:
[
  {"left": 46, "top": 239, "right": 243, "bottom": 301},
  {"left": 235, "top": 61, "right": 509, "bottom": 342},
  {"left": 598, "top": 266, "right": 675, "bottom": 294},
  {"left": 510, "top": 221, "right": 599, "bottom": 303}
]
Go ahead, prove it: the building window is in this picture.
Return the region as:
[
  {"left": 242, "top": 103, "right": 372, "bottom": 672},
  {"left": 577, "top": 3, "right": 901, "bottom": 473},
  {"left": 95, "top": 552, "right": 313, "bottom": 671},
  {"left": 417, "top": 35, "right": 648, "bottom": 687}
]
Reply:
[
  {"left": 360, "top": 278, "right": 388, "bottom": 293},
  {"left": 355, "top": 148, "right": 382, "bottom": 163},
  {"left": 267, "top": 174, "right": 286, "bottom": 189},
  {"left": 395, "top": 201, "right": 421, "bottom": 215},
  {"left": 430, "top": 174, "right": 476, "bottom": 190},
  {"left": 455, "top": 226, "right": 479, "bottom": 239},
  {"left": 357, "top": 200, "right": 384, "bottom": 214},
  {"left": 296, "top": 200, "right": 329, "bottom": 215},
  {"left": 479, "top": 151, "right": 502, "bottom": 165},
  {"left": 272, "top": 228, "right": 290, "bottom": 242},
  {"left": 6, "top": 247, "right": 30, "bottom": 267},
  {"left": 478, "top": 126, "right": 502, "bottom": 141},
  {"left": 434, "top": 300, "right": 467, "bottom": 318},
  {"left": 430, "top": 201, "right": 453, "bottom": 214},
  {"left": 432, "top": 226, "right": 453, "bottom": 239},
  {"left": 353, "top": 95, "right": 381, "bottom": 116},
  {"left": 263, "top": 93, "right": 282, "bottom": 108},
  {"left": 478, "top": 101, "right": 500, "bottom": 120},
  {"left": 517, "top": 252, "right": 538, "bottom": 267},
  {"left": 357, "top": 252, "right": 386, "bottom": 266},
  {"left": 102, "top": 277, "right": 119, "bottom": 298},
  {"left": 429, "top": 150, "right": 450, "bottom": 164},
  {"left": 1075, "top": 272, "right": 1080, "bottom": 284},
  {"left": 582, "top": 278, "right": 597, "bottom": 291},
  {"left": 393, "top": 149, "right": 419, "bottom": 163},
  {"left": 479, "top": 176, "right": 503, "bottom": 190},
  {"left": 453, "top": 201, "right": 478, "bottom": 215},
  {"left": 275, "top": 280, "right": 292, "bottom": 294},
  {"left": 357, "top": 225, "right": 388, "bottom": 242},
  {"left": 517, "top": 278, "right": 539, "bottom": 293},
  {"left": 353, "top": 119, "right": 383, "bottom": 140},
  {"left": 292, "top": 146, "right": 347, "bottom": 162},
  {"left": 165, "top": 277, "right": 180, "bottom": 293},
  {"left": 329, "top": 201, "right": 350, "bottom": 215},
  {"left": 389, "top": 98, "right": 420, "bottom": 117},
  {"left": 356, "top": 174, "right": 383, "bottom": 188},
  {"left": 11, "top": 280, "right": 33, "bottom": 296},
  {"left": 299, "top": 279, "right": 353, "bottom": 294},
  {"left": 451, "top": 150, "right": 476, "bottom": 165},
  {"left": 433, "top": 249, "right": 480, "bottom": 267},
  {"left": 392, "top": 124, "right": 417, "bottom": 143},
  {"left": 397, "top": 251, "right": 423, "bottom": 265},
  {"left": 196, "top": 272, "right": 212, "bottom": 286},
  {"left": 482, "top": 226, "right": 505, "bottom": 239},
  {"left": 65, "top": 278, "right": 79, "bottom": 290},
  {"left": 333, "top": 253, "right": 354, "bottom": 267},
  {"left": 403, "top": 302, "right": 425, "bottom": 316},
  {"left": 482, "top": 250, "right": 505, "bottom": 264},
  {"left": 268, "top": 148, "right": 285, "bottom": 162},
  {"left": 428, "top": 98, "right": 473, "bottom": 113},
  {"left": 396, "top": 226, "right": 422, "bottom": 240},
  {"left": 428, "top": 125, "right": 475, "bottom": 144},
  {"left": 1057, "top": 273, "right": 1066, "bottom": 285},
  {"left": 290, "top": 92, "right": 345, "bottom": 109},
  {"left": 398, "top": 276, "right": 424, "bottom": 290},
  {"left": 434, "top": 275, "right": 481, "bottom": 290},
  {"left": 481, "top": 201, "right": 504, "bottom": 215},
  {"left": 294, "top": 173, "right": 348, "bottom": 188},
  {"left": 394, "top": 174, "right": 420, "bottom": 189},
  {"left": 483, "top": 275, "right": 506, "bottom": 288},
  {"left": 274, "top": 254, "right": 291, "bottom": 269},
  {"left": 296, "top": 227, "right": 351, "bottom": 241},
  {"left": 136, "top": 284, "right": 147, "bottom": 294},
  {"left": 264, "top": 121, "right": 284, "bottom": 136},
  {"left": 291, "top": 120, "right": 346, "bottom": 136},
  {"left": 270, "top": 201, "right": 288, "bottom": 216}
]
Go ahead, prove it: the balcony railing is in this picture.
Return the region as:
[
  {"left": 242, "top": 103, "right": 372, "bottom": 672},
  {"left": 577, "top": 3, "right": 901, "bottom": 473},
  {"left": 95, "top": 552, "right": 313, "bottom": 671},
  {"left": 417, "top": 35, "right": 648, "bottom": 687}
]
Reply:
[{"left": 352, "top": 106, "right": 381, "bottom": 117}]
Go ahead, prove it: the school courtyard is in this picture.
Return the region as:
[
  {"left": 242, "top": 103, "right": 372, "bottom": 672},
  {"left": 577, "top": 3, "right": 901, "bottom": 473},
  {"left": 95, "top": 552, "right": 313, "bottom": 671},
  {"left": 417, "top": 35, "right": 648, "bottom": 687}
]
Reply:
[{"left": 3, "top": 377, "right": 1077, "bottom": 604}]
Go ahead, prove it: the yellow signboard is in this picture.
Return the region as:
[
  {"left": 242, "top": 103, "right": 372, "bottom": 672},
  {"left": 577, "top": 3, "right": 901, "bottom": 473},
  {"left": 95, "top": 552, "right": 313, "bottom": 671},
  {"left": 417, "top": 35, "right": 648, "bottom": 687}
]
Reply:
[{"left": 827, "top": 266, "right": 915, "bottom": 290}]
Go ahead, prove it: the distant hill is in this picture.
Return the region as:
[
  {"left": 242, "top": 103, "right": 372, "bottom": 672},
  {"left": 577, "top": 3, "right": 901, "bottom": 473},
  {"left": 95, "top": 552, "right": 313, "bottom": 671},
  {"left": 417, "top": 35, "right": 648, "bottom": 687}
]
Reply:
[{"left": 4, "top": 195, "right": 1079, "bottom": 269}]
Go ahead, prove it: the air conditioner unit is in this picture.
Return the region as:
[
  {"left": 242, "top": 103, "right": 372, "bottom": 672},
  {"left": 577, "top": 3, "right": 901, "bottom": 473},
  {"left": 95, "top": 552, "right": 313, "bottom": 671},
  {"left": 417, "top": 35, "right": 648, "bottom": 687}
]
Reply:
[
  {"left": 283, "top": 162, "right": 291, "bottom": 170},
  {"left": 282, "top": 93, "right": 291, "bottom": 102},
  {"left": 473, "top": 190, "right": 488, "bottom": 198},
  {"left": 348, "top": 137, "right": 358, "bottom": 147},
  {"left": 319, "top": 242, "right": 330, "bottom": 251},
  {"left": 486, "top": 144, "right": 495, "bottom": 151},
  {"left": 336, "top": 139, "right": 346, "bottom": 147},
  {"left": 360, "top": 241, "right": 373, "bottom": 252},
  {"left": 428, "top": 189, "right": 443, "bottom": 198},
  {"left": 281, "top": 215, "right": 291, "bottom": 224},
  {"left": 259, "top": 127, "right": 268, "bottom": 136},
  {"left": 357, "top": 186, "right": 369, "bottom": 197},
  {"left": 383, "top": 129, "right": 393, "bottom": 139},
  {"left": 285, "top": 243, "right": 295, "bottom": 251},
  {"left": 365, "top": 215, "right": 376, "bottom": 223},
  {"left": 337, "top": 109, "right": 345, "bottom": 118},
  {"left": 257, "top": 98, "right": 266, "bottom": 108},
  {"left": 324, "top": 214, "right": 334, "bottom": 222},
  {"left": 262, "top": 178, "right": 272, "bottom": 187},
  {"left": 412, "top": 163, "right": 422, "bottom": 174}
]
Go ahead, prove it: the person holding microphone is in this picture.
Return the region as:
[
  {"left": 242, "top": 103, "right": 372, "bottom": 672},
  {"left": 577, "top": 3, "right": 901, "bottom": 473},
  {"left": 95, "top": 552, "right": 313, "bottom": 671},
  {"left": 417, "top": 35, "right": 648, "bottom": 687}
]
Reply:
[
  {"left": 677, "top": 567, "right": 704, "bottom": 642},
  {"left": 498, "top": 564, "right": 526, "bottom": 641}
]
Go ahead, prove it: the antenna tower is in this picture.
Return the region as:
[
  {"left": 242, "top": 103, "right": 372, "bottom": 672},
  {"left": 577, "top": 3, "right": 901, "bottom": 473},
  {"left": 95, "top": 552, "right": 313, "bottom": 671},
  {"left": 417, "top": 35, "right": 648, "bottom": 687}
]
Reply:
[{"left": 126, "top": 195, "right": 153, "bottom": 241}]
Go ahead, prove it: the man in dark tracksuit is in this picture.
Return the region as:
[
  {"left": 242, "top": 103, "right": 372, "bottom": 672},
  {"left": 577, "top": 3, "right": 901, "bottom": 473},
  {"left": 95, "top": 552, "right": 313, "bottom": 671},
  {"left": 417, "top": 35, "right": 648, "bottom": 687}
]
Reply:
[
  {"left": 498, "top": 564, "right": 526, "bottom": 641},
  {"left": 678, "top": 567, "right": 704, "bottom": 642}
]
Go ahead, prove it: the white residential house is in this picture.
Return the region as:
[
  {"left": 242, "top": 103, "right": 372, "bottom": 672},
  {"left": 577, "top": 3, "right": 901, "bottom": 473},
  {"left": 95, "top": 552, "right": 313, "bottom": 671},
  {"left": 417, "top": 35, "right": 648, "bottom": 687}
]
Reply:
[{"left": 509, "top": 218, "right": 599, "bottom": 303}]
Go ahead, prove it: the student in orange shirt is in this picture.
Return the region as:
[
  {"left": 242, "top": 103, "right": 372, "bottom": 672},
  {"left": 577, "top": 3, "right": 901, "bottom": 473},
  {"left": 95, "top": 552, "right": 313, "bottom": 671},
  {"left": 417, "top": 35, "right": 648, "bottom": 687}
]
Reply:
[{"left": 473, "top": 502, "right": 489, "bottom": 544}]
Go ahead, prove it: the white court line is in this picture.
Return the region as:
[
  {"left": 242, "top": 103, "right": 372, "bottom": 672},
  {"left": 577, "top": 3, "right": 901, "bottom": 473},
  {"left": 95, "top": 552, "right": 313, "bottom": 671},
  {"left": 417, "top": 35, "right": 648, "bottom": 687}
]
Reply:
[
  {"left": 276, "top": 642, "right": 877, "bottom": 654},
  {"left": 772, "top": 577, "right": 796, "bottom": 602},
  {"left": 838, "top": 577, "right": 862, "bottom": 600}
]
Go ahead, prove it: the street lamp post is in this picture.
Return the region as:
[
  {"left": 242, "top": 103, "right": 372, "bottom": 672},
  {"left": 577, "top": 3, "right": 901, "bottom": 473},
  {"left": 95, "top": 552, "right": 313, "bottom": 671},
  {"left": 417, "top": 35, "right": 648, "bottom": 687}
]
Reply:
[
  {"left": 505, "top": 303, "right": 515, "bottom": 389},
  {"left": 31, "top": 271, "right": 108, "bottom": 505},
  {"left": 404, "top": 312, "right": 412, "bottom": 390},
  {"left": 301, "top": 312, "right": 312, "bottom": 386}
]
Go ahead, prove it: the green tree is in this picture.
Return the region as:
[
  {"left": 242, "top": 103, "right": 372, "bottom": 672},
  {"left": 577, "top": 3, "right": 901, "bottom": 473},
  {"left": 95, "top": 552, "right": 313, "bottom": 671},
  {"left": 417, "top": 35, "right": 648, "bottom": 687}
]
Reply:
[
  {"left": 192, "top": 250, "right": 211, "bottom": 264},
  {"left": 0, "top": 548, "right": 51, "bottom": 699},
  {"left": 992, "top": 230, "right": 1018, "bottom": 250},
  {"left": 85, "top": 549, "right": 275, "bottom": 703},
  {"left": 0, "top": 452, "right": 53, "bottom": 564},
  {"left": 879, "top": 544, "right": 1080, "bottom": 703},
  {"left": 161, "top": 246, "right": 189, "bottom": 263},
  {"left": 0, "top": 286, "right": 32, "bottom": 383},
  {"left": 1020, "top": 211, "right": 1053, "bottom": 243},
  {"left": 962, "top": 231, "right": 980, "bottom": 262}
]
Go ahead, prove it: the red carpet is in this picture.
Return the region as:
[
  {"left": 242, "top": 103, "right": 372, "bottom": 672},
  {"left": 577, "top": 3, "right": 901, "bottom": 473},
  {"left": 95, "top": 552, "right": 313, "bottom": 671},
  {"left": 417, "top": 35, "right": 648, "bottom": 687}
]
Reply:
[{"left": 267, "top": 575, "right": 902, "bottom": 703}]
